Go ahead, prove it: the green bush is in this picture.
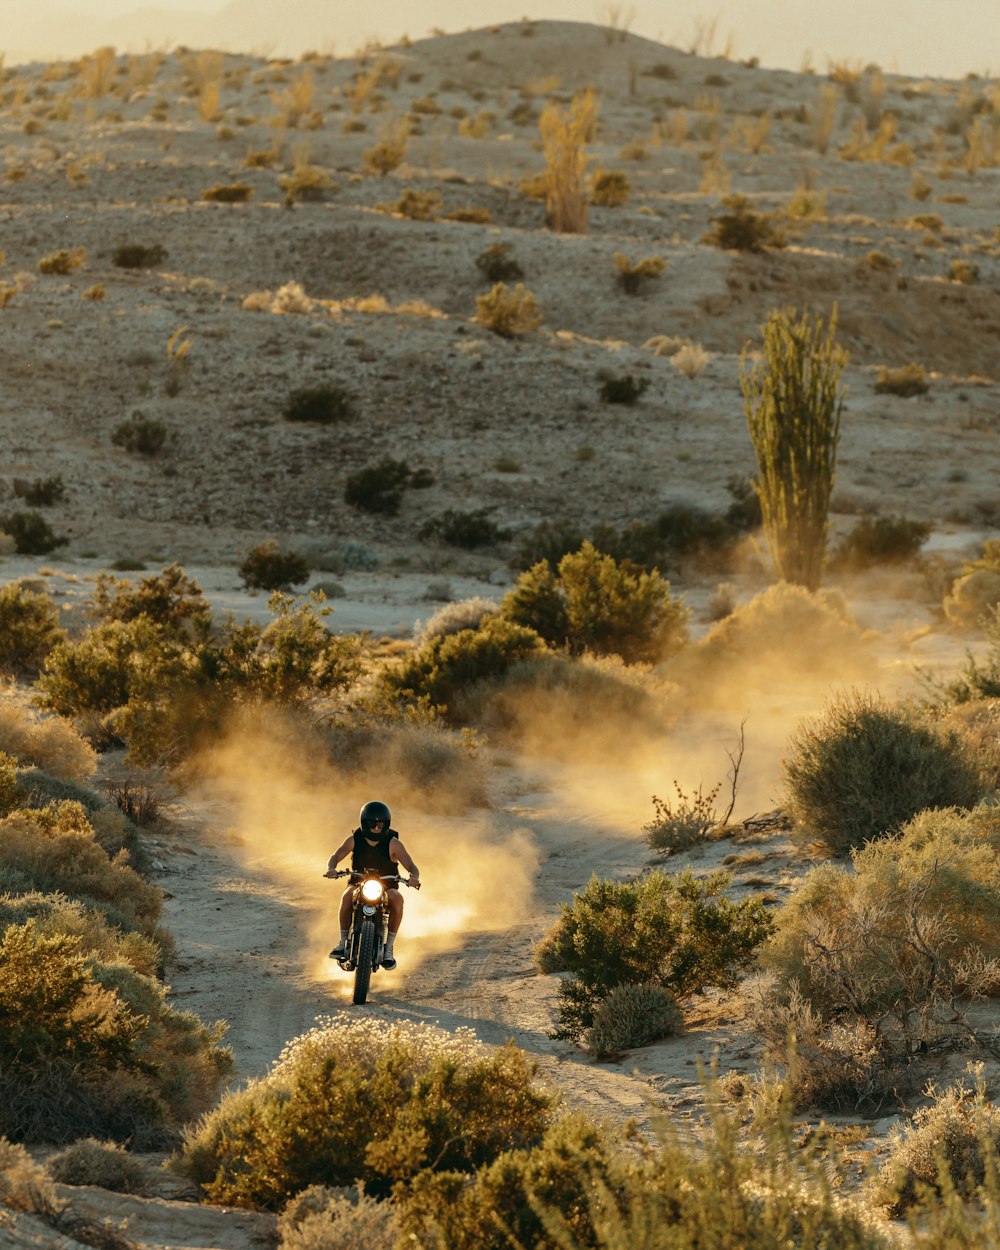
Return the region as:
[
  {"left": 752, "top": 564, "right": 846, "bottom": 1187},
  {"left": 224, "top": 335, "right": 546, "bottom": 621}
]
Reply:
[
  {"left": 111, "top": 413, "right": 169, "bottom": 456},
  {"left": 90, "top": 563, "right": 212, "bottom": 637},
  {"left": 511, "top": 519, "right": 585, "bottom": 571},
  {"left": 704, "top": 195, "right": 785, "bottom": 251},
  {"left": 830, "top": 514, "right": 931, "bottom": 570},
  {"left": 380, "top": 616, "right": 546, "bottom": 717},
  {"left": 283, "top": 385, "right": 355, "bottom": 424},
  {"left": 501, "top": 541, "right": 689, "bottom": 664},
  {"left": 0, "top": 511, "right": 67, "bottom": 555},
  {"left": 783, "top": 690, "right": 983, "bottom": 853},
  {"left": 21, "top": 475, "right": 66, "bottom": 506},
  {"left": 598, "top": 373, "right": 649, "bottom": 404},
  {"left": 585, "top": 983, "right": 683, "bottom": 1057},
  {"left": 47, "top": 1138, "right": 149, "bottom": 1192},
  {"left": 535, "top": 868, "right": 773, "bottom": 1040},
  {"left": 0, "top": 583, "right": 65, "bottom": 676},
  {"left": 740, "top": 305, "right": 846, "bottom": 590},
  {"left": 112, "top": 243, "right": 167, "bottom": 269},
  {"left": 418, "top": 509, "right": 510, "bottom": 550},
  {"left": 0, "top": 919, "right": 231, "bottom": 1146},
  {"left": 344, "top": 456, "right": 433, "bottom": 516},
  {"left": 238, "top": 541, "right": 311, "bottom": 590},
  {"left": 175, "top": 1014, "right": 555, "bottom": 1209},
  {"left": 475, "top": 242, "right": 523, "bottom": 283}
]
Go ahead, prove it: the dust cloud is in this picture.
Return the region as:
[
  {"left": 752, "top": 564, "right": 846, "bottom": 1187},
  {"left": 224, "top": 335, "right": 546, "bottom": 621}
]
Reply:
[{"left": 189, "top": 709, "right": 541, "bottom": 989}]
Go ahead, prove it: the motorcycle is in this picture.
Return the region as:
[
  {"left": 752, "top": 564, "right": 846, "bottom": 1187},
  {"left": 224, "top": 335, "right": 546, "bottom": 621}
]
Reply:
[{"left": 324, "top": 868, "right": 419, "bottom": 1004}]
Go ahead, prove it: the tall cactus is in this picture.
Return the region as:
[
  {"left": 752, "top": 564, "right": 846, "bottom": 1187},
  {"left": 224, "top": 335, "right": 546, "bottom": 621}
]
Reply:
[{"left": 740, "top": 305, "right": 848, "bottom": 590}]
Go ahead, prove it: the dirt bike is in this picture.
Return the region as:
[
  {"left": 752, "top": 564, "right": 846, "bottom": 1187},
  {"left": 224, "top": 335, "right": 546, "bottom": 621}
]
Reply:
[{"left": 324, "top": 868, "right": 419, "bottom": 1004}]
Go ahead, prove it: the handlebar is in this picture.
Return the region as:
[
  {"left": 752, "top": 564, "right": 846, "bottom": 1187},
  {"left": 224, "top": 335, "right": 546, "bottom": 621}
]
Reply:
[{"left": 324, "top": 869, "right": 420, "bottom": 889}]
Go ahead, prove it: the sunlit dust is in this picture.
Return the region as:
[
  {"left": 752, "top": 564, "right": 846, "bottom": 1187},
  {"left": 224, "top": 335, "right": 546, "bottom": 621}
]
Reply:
[{"left": 188, "top": 710, "right": 542, "bottom": 987}]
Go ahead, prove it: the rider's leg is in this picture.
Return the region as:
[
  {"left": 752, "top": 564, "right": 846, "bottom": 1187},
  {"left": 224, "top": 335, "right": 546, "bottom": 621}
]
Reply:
[
  {"left": 383, "top": 889, "right": 404, "bottom": 968},
  {"left": 329, "top": 887, "right": 353, "bottom": 958}
]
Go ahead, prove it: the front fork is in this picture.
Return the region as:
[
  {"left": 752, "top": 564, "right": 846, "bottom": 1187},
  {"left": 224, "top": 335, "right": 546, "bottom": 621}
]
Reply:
[{"left": 342, "top": 906, "right": 389, "bottom": 969}]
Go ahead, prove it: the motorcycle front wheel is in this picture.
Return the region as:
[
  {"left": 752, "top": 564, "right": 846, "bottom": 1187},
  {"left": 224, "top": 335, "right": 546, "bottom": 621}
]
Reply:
[{"left": 353, "top": 919, "right": 376, "bottom": 1004}]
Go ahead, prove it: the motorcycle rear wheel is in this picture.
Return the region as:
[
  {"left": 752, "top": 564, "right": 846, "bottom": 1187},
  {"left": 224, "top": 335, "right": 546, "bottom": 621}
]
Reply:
[{"left": 353, "top": 919, "right": 376, "bottom": 1004}]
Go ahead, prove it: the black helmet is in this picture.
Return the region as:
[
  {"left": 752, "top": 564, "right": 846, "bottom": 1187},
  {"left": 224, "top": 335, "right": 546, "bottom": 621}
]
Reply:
[{"left": 359, "top": 800, "right": 391, "bottom": 834}]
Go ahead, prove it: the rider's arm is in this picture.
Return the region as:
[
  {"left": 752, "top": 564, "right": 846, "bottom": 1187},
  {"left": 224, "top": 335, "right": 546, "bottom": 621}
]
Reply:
[
  {"left": 326, "top": 834, "right": 355, "bottom": 872},
  {"left": 390, "top": 838, "right": 419, "bottom": 881}
]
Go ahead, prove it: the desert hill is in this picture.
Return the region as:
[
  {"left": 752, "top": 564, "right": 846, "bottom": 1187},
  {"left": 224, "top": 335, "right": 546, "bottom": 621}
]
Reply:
[{"left": 3, "top": 21, "right": 1000, "bottom": 1249}]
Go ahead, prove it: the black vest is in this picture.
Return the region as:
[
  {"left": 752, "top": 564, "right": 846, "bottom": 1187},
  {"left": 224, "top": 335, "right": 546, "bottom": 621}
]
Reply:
[{"left": 350, "top": 828, "right": 397, "bottom": 879}]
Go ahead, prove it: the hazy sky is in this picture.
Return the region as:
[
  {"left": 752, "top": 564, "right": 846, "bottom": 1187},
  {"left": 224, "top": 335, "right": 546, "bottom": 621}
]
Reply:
[{"left": 6, "top": 0, "right": 999, "bottom": 77}]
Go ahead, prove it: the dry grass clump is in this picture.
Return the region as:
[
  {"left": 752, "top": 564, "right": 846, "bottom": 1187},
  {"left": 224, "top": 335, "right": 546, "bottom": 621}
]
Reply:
[
  {"left": 591, "top": 168, "right": 630, "bottom": 206},
  {"left": 47, "top": 1138, "right": 150, "bottom": 1193},
  {"left": 672, "top": 342, "right": 711, "bottom": 377},
  {"left": 783, "top": 691, "right": 983, "bottom": 854},
  {"left": 0, "top": 696, "right": 95, "bottom": 781},
  {"left": 278, "top": 1184, "right": 399, "bottom": 1250},
  {"left": 362, "top": 116, "right": 409, "bottom": 175},
  {"left": 175, "top": 1014, "right": 554, "bottom": 1209},
  {"left": 614, "top": 251, "right": 666, "bottom": 294},
  {"left": 474, "top": 282, "right": 542, "bottom": 336},
  {"left": 585, "top": 982, "right": 683, "bottom": 1057},
  {"left": 38, "top": 246, "right": 86, "bottom": 274},
  {"left": 201, "top": 181, "right": 253, "bottom": 203},
  {"left": 414, "top": 597, "right": 499, "bottom": 643},
  {"left": 874, "top": 363, "right": 930, "bottom": 396},
  {"left": 874, "top": 1069, "right": 1000, "bottom": 1217}
]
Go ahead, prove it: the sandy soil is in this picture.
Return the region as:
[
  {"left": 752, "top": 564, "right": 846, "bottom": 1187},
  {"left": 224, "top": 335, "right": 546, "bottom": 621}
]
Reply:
[{"left": 4, "top": 20, "right": 1000, "bottom": 1247}]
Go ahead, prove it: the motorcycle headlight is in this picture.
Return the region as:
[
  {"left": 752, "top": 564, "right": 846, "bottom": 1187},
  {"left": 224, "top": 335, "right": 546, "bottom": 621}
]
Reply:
[{"left": 360, "top": 879, "right": 383, "bottom": 903}]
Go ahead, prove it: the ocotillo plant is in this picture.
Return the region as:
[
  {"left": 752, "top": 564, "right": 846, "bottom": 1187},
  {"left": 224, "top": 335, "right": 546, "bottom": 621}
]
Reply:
[
  {"left": 740, "top": 306, "right": 848, "bottom": 590},
  {"left": 539, "top": 87, "right": 598, "bottom": 233}
]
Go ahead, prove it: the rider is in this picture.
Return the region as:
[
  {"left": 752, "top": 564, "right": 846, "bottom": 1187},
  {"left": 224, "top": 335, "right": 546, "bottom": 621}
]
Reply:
[{"left": 326, "top": 800, "right": 420, "bottom": 970}]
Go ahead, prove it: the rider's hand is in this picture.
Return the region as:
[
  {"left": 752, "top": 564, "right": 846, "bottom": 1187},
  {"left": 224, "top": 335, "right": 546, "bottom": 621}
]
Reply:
[
  {"left": 409, "top": 875, "right": 421, "bottom": 890},
  {"left": 323, "top": 870, "right": 336, "bottom": 878}
]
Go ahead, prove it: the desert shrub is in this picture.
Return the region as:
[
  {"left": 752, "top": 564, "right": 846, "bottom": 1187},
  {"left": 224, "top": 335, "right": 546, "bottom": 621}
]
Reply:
[
  {"left": 38, "top": 247, "right": 85, "bottom": 274},
  {"left": 344, "top": 456, "right": 432, "bottom": 515},
  {"left": 418, "top": 508, "right": 510, "bottom": 549},
  {"left": 875, "top": 1070, "right": 1000, "bottom": 1216},
  {"left": 415, "top": 598, "right": 499, "bottom": 642},
  {"left": 385, "top": 187, "right": 441, "bottom": 219},
  {"left": 643, "top": 780, "right": 723, "bottom": 855},
  {"left": 443, "top": 206, "right": 493, "bottom": 224},
  {"left": 591, "top": 169, "right": 630, "bottom": 205},
  {"left": 89, "top": 563, "right": 212, "bottom": 638},
  {"left": 501, "top": 542, "right": 690, "bottom": 664},
  {"left": 539, "top": 88, "right": 597, "bottom": 234},
  {"left": 598, "top": 372, "right": 649, "bottom": 404},
  {"left": 653, "top": 504, "right": 739, "bottom": 563},
  {"left": 278, "top": 1184, "right": 399, "bottom": 1250},
  {"left": 949, "top": 258, "right": 979, "bottom": 284},
  {"left": 475, "top": 242, "right": 523, "bottom": 283},
  {"left": 0, "top": 701, "right": 94, "bottom": 782},
  {"left": 0, "top": 804, "right": 161, "bottom": 933},
  {"left": 943, "top": 570, "right": 1000, "bottom": 633},
  {"left": 0, "top": 919, "right": 231, "bottom": 1145},
  {"left": 764, "top": 806, "right": 1000, "bottom": 1054},
  {"left": 175, "top": 1014, "right": 554, "bottom": 1208},
  {"left": 0, "top": 511, "right": 67, "bottom": 555},
  {"left": 474, "top": 282, "right": 542, "bottom": 337},
  {"left": 111, "top": 412, "right": 168, "bottom": 456},
  {"left": 283, "top": 385, "right": 355, "bottom": 424},
  {"left": 21, "top": 474, "right": 65, "bottom": 506},
  {"left": 201, "top": 181, "right": 253, "bottom": 202},
  {"left": 0, "top": 583, "right": 65, "bottom": 676},
  {"left": 704, "top": 195, "right": 785, "bottom": 251},
  {"left": 741, "top": 305, "right": 847, "bottom": 590},
  {"left": 585, "top": 983, "right": 683, "bottom": 1057},
  {"left": 874, "top": 363, "right": 929, "bottom": 397},
  {"left": 614, "top": 250, "right": 666, "bottom": 294},
  {"left": 830, "top": 514, "right": 931, "bottom": 570},
  {"left": 380, "top": 616, "right": 546, "bottom": 717},
  {"left": 783, "top": 690, "right": 982, "bottom": 853},
  {"left": 362, "top": 117, "right": 409, "bottom": 175},
  {"left": 102, "top": 769, "right": 167, "bottom": 827},
  {"left": 47, "top": 1138, "right": 149, "bottom": 1192},
  {"left": 511, "top": 518, "right": 586, "bottom": 570},
  {"left": 238, "top": 541, "right": 310, "bottom": 591},
  {"left": 111, "top": 243, "right": 167, "bottom": 269},
  {"left": 535, "top": 868, "right": 773, "bottom": 1040},
  {"left": 0, "top": 891, "right": 162, "bottom": 979}
]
